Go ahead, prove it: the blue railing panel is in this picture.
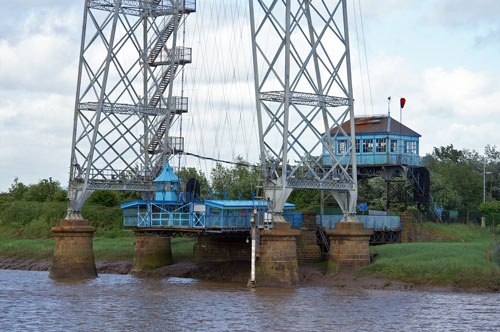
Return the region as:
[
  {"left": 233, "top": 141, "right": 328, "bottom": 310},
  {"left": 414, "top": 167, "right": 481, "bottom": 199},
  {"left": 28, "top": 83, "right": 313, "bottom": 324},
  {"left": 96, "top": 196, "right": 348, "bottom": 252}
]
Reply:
[{"left": 318, "top": 215, "right": 401, "bottom": 230}]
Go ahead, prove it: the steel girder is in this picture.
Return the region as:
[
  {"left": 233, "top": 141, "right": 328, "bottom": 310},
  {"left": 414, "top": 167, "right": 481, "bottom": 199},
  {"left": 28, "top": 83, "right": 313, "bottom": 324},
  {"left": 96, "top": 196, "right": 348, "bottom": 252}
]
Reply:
[
  {"left": 67, "top": 0, "right": 194, "bottom": 218},
  {"left": 249, "top": 0, "right": 358, "bottom": 216}
]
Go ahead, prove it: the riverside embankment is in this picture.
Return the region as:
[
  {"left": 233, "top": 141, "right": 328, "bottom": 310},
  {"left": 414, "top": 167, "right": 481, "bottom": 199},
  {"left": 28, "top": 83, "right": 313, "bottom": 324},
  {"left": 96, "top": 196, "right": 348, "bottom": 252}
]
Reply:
[{"left": 1, "top": 223, "right": 499, "bottom": 292}]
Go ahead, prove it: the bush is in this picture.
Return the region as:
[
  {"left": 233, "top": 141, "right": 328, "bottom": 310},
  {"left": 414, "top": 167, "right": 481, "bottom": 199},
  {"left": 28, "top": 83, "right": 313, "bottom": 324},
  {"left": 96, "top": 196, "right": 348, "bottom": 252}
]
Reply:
[{"left": 87, "top": 190, "right": 120, "bottom": 207}]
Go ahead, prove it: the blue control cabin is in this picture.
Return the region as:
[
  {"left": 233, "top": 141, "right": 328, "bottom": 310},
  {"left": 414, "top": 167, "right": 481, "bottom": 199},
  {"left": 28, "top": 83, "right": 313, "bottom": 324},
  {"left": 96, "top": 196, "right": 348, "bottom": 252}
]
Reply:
[{"left": 322, "top": 115, "right": 421, "bottom": 167}]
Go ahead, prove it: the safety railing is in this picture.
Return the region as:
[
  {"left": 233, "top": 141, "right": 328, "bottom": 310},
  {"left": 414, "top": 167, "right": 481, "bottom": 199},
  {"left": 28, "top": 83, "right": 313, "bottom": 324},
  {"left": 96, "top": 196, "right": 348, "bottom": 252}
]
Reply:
[
  {"left": 123, "top": 208, "right": 303, "bottom": 232},
  {"left": 317, "top": 215, "right": 401, "bottom": 231}
]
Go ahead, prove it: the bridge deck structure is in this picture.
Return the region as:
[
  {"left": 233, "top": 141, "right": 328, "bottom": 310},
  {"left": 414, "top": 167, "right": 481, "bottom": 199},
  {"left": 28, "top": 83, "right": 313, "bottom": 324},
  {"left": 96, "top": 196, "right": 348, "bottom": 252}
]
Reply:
[
  {"left": 122, "top": 199, "right": 402, "bottom": 237},
  {"left": 122, "top": 199, "right": 301, "bottom": 233}
]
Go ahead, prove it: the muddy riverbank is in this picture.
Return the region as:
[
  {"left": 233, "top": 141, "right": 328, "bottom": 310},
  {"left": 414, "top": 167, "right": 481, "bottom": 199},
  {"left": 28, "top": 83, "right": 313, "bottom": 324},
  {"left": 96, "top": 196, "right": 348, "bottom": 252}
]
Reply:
[{"left": 1, "top": 256, "right": 497, "bottom": 293}]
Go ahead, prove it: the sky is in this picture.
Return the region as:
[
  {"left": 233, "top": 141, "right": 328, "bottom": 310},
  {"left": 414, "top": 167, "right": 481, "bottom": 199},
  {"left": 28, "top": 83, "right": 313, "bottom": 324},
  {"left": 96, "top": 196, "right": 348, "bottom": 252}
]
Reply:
[{"left": 1, "top": 0, "right": 499, "bottom": 192}]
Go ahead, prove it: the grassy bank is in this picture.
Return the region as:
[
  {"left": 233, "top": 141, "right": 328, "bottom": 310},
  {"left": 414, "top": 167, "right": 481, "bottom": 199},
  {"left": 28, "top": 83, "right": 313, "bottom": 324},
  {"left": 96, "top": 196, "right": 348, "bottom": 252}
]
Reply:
[
  {"left": 0, "top": 237, "right": 196, "bottom": 262},
  {"left": 0, "top": 201, "right": 128, "bottom": 238},
  {"left": 361, "top": 223, "right": 500, "bottom": 289}
]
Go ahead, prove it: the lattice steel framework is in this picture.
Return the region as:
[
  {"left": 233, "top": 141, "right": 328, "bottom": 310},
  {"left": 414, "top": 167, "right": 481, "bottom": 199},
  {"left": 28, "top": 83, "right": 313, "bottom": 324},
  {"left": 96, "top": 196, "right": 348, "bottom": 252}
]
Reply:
[
  {"left": 249, "top": 0, "right": 358, "bottom": 217},
  {"left": 67, "top": 0, "right": 195, "bottom": 218}
]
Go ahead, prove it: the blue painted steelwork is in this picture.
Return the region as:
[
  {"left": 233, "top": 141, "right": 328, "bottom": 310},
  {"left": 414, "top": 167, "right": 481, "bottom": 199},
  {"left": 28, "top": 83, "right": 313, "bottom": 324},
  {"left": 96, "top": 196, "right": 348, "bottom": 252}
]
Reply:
[
  {"left": 323, "top": 133, "right": 421, "bottom": 167},
  {"left": 313, "top": 215, "right": 401, "bottom": 231},
  {"left": 122, "top": 199, "right": 301, "bottom": 232},
  {"left": 120, "top": 161, "right": 303, "bottom": 232},
  {"left": 154, "top": 161, "right": 181, "bottom": 202}
]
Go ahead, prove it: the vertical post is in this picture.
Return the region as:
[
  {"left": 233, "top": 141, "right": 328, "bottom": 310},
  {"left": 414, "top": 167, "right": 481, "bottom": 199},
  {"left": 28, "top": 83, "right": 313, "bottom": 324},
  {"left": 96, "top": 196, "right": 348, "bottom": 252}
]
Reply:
[
  {"left": 386, "top": 180, "right": 391, "bottom": 211},
  {"left": 342, "top": 0, "right": 357, "bottom": 215},
  {"left": 248, "top": 0, "right": 268, "bottom": 184},
  {"left": 481, "top": 160, "right": 486, "bottom": 228},
  {"left": 143, "top": 11, "right": 150, "bottom": 180},
  {"left": 282, "top": 0, "right": 291, "bottom": 202}
]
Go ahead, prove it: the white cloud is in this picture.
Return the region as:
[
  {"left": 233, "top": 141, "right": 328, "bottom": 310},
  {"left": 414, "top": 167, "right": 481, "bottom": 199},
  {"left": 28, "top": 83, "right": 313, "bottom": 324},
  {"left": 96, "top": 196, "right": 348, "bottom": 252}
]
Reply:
[
  {"left": 353, "top": 53, "right": 500, "bottom": 155},
  {"left": 426, "top": 0, "right": 500, "bottom": 27}
]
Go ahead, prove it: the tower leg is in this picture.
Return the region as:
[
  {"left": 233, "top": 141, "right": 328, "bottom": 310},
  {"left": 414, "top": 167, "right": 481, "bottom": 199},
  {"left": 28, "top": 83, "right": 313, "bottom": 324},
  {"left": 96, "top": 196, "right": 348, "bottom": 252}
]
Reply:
[
  {"left": 50, "top": 219, "right": 97, "bottom": 280},
  {"left": 131, "top": 232, "right": 173, "bottom": 272}
]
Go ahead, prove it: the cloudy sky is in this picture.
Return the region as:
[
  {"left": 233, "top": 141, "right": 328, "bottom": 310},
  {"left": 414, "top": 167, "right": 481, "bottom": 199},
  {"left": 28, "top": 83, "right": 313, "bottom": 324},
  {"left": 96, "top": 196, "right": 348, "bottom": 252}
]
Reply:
[{"left": 1, "top": 0, "right": 499, "bottom": 192}]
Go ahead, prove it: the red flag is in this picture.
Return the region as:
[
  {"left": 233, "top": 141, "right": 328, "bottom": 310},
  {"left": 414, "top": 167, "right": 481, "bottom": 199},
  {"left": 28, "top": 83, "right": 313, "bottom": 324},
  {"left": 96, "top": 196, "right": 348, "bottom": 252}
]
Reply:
[{"left": 400, "top": 98, "right": 406, "bottom": 109}]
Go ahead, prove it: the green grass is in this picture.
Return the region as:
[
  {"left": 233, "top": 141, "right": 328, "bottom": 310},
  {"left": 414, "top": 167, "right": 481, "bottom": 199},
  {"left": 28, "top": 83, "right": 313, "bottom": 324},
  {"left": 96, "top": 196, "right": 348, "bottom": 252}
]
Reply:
[
  {"left": 171, "top": 237, "right": 196, "bottom": 262},
  {"left": 419, "top": 223, "right": 497, "bottom": 242},
  {"left": 0, "top": 238, "right": 55, "bottom": 260},
  {"left": 0, "top": 237, "right": 196, "bottom": 262},
  {"left": 360, "top": 223, "right": 500, "bottom": 288},
  {"left": 0, "top": 201, "right": 129, "bottom": 239}
]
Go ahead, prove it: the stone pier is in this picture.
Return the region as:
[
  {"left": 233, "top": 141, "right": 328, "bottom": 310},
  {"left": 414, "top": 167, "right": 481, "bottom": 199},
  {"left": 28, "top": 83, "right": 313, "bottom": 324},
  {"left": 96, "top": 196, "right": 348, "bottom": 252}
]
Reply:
[
  {"left": 296, "top": 211, "right": 321, "bottom": 263},
  {"left": 131, "top": 232, "right": 173, "bottom": 272},
  {"left": 256, "top": 222, "right": 300, "bottom": 287},
  {"left": 400, "top": 212, "right": 414, "bottom": 243},
  {"left": 50, "top": 219, "right": 97, "bottom": 280},
  {"left": 193, "top": 235, "right": 250, "bottom": 262},
  {"left": 327, "top": 221, "right": 372, "bottom": 270}
]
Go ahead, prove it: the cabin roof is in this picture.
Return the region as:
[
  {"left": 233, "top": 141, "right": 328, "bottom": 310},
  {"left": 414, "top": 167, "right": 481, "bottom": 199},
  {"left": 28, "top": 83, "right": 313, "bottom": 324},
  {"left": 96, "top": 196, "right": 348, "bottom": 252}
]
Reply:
[
  {"left": 331, "top": 116, "right": 421, "bottom": 137},
  {"left": 154, "top": 160, "right": 180, "bottom": 183},
  {"left": 204, "top": 200, "right": 296, "bottom": 210},
  {"left": 120, "top": 200, "right": 297, "bottom": 210}
]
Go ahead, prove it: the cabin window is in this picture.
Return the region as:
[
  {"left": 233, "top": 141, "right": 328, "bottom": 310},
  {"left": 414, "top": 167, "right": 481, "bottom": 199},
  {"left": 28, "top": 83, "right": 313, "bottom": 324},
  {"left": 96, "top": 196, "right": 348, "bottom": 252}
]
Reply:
[
  {"left": 338, "top": 140, "right": 348, "bottom": 154},
  {"left": 390, "top": 139, "right": 398, "bottom": 153},
  {"left": 363, "top": 139, "right": 373, "bottom": 153},
  {"left": 405, "top": 141, "right": 418, "bottom": 154},
  {"left": 376, "top": 138, "right": 387, "bottom": 153},
  {"left": 355, "top": 139, "right": 360, "bottom": 153}
]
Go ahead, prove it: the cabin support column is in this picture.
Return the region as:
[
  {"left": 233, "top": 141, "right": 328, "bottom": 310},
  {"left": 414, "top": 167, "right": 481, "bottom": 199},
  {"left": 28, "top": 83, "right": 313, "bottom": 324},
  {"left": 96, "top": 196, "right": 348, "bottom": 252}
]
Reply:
[
  {"left": 327, "top": 221, "right": 372, "bottom": 270},
  {"left": 50, "top": 219, "right": 97, "bottom": 280},
  {"left": 131, "top": 232, "right": 173, "bottom": 272}
]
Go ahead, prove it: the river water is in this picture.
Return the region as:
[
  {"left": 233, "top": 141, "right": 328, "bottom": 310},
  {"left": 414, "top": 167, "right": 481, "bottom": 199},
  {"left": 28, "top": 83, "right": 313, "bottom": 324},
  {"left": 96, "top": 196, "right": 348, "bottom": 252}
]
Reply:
[{"left": 0, "top": 270, "right": 498, "bottom": 332}]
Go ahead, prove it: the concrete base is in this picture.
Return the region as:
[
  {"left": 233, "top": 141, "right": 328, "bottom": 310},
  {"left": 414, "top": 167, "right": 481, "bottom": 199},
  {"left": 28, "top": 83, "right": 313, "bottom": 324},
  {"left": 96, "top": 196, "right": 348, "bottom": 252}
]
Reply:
[
  {"left": 193, "top": 235, "right": 250, "bottom": 262},
  {"left": 49, "top": 219, "right": 97, "bottom": 280},
  {"left": 131, "top": 232, "right": 173, "bottom": 272},
  {"left": 256, "top": 222, "right": 300, "bottom": 287},
  {"left": 327, "top": 221, "right": 373, "bottom": 270}
]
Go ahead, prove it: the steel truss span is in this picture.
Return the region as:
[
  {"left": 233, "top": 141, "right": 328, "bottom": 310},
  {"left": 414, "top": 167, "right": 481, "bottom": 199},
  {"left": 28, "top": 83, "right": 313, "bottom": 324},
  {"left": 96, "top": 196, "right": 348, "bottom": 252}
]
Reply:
[
  {"left": 67, "top": 0, "right": 195, "bottom": 218},
  {"left": 249, "top": 0, "right": 358, "bottom": 216}
]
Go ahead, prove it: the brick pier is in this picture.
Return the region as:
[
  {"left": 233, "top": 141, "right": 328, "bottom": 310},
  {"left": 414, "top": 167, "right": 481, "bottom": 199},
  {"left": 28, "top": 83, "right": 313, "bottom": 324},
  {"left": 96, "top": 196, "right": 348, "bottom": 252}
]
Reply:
[
  {"left": 50, "top": 219, "right": 97, "bottom": 280},
  {"left": 255, "top": 222, "right": 300, "bottom": 287},
  {"left": 327, "top": 221, "right": 372, "bottom": 270},
  {"left": 296, "top": 211, "right": 322, "bottom": 263}
]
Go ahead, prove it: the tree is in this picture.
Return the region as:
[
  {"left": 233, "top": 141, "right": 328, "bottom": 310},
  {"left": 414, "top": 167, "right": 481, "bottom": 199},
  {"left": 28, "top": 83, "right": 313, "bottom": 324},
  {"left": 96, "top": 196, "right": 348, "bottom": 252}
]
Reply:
[
  {"left": 428, "top": 148, "right": 483, "bottom": 217},
  {"left": 8, "top": 177, "right": 28, "bottom": 200},
  {"left": 432, "top": 144, "right": 465, "bottom": 163},
  {"left": 357, "top": 177, "right": 387, "bottom": 211},
  {"left": 177, "top": 166, "right": 210, "bottom": 198},
  {"left": 478, "top": 200, "right": 500, "bottom": 226},
  {"left": 210, "top": 157, "right": 260, "bottom": 200},
  {"left": 24, "top": 178, "right": 64, "bottom": 202}
]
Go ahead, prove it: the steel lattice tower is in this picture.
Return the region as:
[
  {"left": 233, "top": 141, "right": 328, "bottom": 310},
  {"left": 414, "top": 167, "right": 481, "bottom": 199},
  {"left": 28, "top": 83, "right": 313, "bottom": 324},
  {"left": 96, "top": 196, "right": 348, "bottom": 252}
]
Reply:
[
  {"left": 67, "top": 0, "right": 195, "bottom": 219},
  {"left": 249, "top": 0, "right": 358, "bottom": 219}
]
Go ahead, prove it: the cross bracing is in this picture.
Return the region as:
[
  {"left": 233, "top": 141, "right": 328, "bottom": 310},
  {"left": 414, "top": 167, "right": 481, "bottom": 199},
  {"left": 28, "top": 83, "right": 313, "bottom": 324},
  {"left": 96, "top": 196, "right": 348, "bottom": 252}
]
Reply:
[
  {"left": 88, "top": 0, "right": 196, "bottom": 17},
  {"left": 67, "top": 0, "right": 194, "bottom": 218},
  {"left": 249, "top": 0, "right": 358, "bottom": 216}
]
